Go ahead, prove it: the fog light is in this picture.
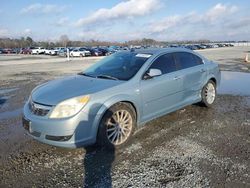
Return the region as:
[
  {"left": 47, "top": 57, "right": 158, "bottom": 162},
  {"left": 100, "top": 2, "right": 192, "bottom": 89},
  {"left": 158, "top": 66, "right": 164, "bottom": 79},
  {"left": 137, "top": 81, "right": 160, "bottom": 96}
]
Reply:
[{"left": 45, "top": 135, "right": 73, "bottom": 141}]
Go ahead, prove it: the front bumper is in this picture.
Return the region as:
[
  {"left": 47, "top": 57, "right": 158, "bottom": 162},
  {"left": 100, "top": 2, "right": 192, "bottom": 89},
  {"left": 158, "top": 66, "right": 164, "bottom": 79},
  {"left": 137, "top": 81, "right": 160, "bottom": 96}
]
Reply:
[
  {"left": 85, "top": 52, "right": 91, "bottom": 56},
  {"left": 22, "top": 102, "right": 99, "bottom": 148}
]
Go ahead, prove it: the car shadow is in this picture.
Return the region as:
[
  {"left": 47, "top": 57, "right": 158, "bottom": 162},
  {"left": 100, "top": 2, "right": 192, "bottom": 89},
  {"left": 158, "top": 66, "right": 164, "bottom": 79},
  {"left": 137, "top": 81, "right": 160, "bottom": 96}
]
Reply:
[
  {"left": 0, "top": 97, "right": 7, "bottom": 107},
  {"left": 83, "top": 145, "right": 115, "bottom": 187},
  {"left": 74, "top": 104, "right": 115, "bottom": 187}
]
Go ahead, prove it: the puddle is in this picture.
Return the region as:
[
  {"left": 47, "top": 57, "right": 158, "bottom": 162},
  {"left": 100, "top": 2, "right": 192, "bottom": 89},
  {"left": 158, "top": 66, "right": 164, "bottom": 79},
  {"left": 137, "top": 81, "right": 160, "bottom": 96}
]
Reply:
[
  {"left": 0, "top": 108, "right": 22, "bottom": 120},
  {"left": 218, "top": 71, "right": 250, "bottom": 96},
  {"left": 0, "top": 88, "right": 19, "bottom": 95},
  {"left": 0, "top": 96, "right": 11, "bottom": 105}
]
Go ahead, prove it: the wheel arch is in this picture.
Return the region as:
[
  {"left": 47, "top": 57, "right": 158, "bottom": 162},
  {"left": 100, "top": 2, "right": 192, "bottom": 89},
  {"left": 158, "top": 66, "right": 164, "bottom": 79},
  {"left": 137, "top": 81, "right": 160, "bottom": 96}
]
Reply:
[
  {"left": 209, "top": 77, "right": 217, "bottom": 85},
  {"left": 200, "top": 76, "right": 217, "bottom": 107},
  {"left": 205, "top": 74, "right": 218, "bottom": 88},
  {"left": 98, "top": 96, "right": 139, "bottom": 123},
  {"left": 91, "top": 95, "right": 140, "bottom": 140},
  {"left": 118, "top": 100, "right": 138, "bottom": 121}
]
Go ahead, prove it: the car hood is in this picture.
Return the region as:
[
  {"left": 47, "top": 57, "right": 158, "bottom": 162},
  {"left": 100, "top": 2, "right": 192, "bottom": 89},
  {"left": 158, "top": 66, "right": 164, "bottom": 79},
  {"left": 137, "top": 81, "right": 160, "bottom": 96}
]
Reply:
[{"left": 31, "top": 75, "right": 123, "bottom": 105}]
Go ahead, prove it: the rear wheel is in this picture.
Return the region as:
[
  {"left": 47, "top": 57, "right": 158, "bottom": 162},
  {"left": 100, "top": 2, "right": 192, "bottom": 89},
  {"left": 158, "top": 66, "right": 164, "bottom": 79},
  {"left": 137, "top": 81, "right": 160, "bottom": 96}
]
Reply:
[
  {"left": 97, "top": 103, "right": 136, "bottom": 149},
  {"left": 201, "top": 80, "right": 216, "bottom": 107}
]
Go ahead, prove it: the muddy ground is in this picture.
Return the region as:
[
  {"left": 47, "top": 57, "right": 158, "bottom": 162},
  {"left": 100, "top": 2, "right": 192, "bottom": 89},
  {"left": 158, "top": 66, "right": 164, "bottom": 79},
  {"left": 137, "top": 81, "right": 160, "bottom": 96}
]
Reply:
[{"left": 0, "top": 47, "right": 250, "bottom": 187}]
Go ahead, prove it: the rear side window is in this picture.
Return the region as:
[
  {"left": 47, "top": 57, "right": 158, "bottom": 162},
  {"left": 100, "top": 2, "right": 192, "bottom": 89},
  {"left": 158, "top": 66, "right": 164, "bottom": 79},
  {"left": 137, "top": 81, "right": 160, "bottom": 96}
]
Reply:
[
  {"left": 150, "top": 53, "right": 177, "bottom": 74},
  {"left": 175, "top": 52, "right": 202, "bottom": 70},
  {"left": 193, "top": 54, "right": 203, "bottom": 65}
]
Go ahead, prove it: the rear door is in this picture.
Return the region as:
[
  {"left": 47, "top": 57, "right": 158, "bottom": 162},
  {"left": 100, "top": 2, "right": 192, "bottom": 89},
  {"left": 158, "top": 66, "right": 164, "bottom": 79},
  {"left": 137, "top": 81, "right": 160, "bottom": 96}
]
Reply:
[
  {"left": 140, "top": 53, "right": 183, "bottom": 122},
  {"left": 174, "top": 52, "right": 206, "bottom": 102}
]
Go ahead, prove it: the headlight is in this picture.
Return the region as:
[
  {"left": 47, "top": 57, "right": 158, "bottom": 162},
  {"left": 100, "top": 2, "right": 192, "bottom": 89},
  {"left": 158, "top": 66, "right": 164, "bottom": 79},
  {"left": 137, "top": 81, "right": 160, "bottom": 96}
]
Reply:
[{"left": 49, "top": 95, "right": 90, "bottom": 119}]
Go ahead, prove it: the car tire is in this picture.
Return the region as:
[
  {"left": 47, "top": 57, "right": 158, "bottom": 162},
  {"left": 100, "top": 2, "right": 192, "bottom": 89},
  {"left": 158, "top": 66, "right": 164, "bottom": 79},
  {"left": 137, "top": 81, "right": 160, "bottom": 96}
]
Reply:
[
  {"left": 97, "top": 102, "right": 136, "bottom": 149},
  {"left": 201, "top": 80, "right": 216, "bottom": 107}
]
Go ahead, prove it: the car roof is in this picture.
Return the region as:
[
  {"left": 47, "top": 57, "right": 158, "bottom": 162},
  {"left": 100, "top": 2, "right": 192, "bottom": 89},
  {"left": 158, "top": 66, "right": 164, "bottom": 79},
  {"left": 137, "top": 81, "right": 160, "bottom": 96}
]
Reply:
[{"left": 133, "top": 47, "right": 194, "bottom": 56}]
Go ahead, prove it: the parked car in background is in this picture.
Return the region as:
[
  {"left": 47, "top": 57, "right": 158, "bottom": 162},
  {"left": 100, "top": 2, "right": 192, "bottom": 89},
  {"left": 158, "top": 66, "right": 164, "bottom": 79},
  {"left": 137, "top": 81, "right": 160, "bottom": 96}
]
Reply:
[
  {"left": 70, "top": 48, "right": 91, "bottom": 57},
  {"left": 217, "top": 44, "right": 224, "bottom": 47},
  {"left": 0, "top": 48, "right": 3, "bottom": 54},
  {"left": 45, "top": 48, "right": 58, "bottom": 55},
  {"left": 45, "top": 48, "right": 51, "bottom": 55},
  {"left": 23, "top": 48, "right": 220, "bottom": 149},
  {"left": 170, "top": 44, "right": 178, "bottom": 48},
  {"left": 97, "top": 47, "right": 109, "bottom": 56},
  {"left": 185, "top": 45, "right": 198, "bottom": 50},
  {"left": 50, "top": 48, "right": 59, "bottom": 56},
  {"left": 58, "top": 48, "right": 67, "bottom": 57},
  {"left": 198, "top": 44, "right": 207, "bottom": 49},
  {"left": 2, "top": 48, "right": 14, "bottom": 54},
  {"left": 32, "top": 47, "right": 45, "bottom": 54},
  {"left": 20, "top": 48, "right": 33, "bottom": 54},
  {"left": 122, "top": 46, "right": 130, "bottom": 50},
  {"left": 105, "top": 47, "right": 117, "bottom": 55},
  {"left": 11, "top": 48, "right": 21, "bottom": 54},
  {"left": 86, "top": 48, "right": 103, "bottom": 56},
  {"left": 58, "top": 48, "right": 74, "bottom": 57},
  {"left": 194, "top": 45, "right": 204, "bottom": 50}
]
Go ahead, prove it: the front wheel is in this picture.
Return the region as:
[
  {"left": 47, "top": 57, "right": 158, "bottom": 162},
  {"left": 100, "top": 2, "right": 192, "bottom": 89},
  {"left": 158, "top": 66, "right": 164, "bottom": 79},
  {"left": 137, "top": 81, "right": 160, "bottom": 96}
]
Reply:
[
  {"left": 201, "top": 80, "right": 216, "bottom": 107},
  {"left": 97, "top": 103, "right": 136, "bottom": 149}
]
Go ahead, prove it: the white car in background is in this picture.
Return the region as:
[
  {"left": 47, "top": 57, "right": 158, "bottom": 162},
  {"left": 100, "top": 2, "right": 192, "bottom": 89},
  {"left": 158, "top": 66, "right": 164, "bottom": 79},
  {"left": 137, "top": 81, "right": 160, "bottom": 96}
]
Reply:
[
  {"left": 50, "top": 48, "right": 58, "bottom": 56},
  {"left": 45, "top": 48, "right": 59, "bottom": 55},
  {"left": 44, "top": 49, "right": 50, "bottom": 55},
  {"left": 70, "top": 48, "right": 91, "bottom": 57},
  {"left": 32, "top": 47, "right": 45, "bottom": 55}
]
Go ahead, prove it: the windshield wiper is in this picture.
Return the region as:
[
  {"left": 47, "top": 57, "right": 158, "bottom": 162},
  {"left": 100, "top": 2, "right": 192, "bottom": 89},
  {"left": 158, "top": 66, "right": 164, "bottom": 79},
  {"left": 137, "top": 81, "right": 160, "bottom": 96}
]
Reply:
[
  {"left": 96, "top": 74, "right": 119, "bottom": 80},
  {"left": 77, "top": 72, "right": 95, "bottom": 78}
]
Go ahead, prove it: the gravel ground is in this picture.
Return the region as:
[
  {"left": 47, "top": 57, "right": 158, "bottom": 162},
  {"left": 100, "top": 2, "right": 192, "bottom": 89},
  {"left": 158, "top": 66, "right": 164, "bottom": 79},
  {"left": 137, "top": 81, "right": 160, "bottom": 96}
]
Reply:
[{"left": 0, "top": 47, "right": 250, "bottom": 187}]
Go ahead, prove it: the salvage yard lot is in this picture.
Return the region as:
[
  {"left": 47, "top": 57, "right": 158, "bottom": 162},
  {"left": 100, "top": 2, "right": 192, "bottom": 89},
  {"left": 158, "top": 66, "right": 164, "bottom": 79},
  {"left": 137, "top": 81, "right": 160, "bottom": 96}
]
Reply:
[{"left": 0, "top": 47, "right": 250, "bottom": 187}]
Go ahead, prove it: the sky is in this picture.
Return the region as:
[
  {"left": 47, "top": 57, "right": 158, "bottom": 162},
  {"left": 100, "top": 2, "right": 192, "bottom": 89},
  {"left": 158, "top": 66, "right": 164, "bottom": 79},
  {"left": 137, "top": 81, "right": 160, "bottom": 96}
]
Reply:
[{"left": 0, "top": 0, "right": 249, "bottom": 42}]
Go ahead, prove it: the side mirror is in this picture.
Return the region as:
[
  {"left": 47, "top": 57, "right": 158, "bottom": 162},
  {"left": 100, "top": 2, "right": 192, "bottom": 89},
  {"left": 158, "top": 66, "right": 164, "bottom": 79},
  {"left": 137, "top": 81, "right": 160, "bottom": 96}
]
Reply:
[{"left": 143, "top": 68, "right": 162, "bottom": 80}]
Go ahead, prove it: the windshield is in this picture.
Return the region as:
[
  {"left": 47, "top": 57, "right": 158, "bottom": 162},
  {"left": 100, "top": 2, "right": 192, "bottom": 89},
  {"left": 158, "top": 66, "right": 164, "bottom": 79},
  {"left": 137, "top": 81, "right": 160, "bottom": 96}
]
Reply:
[{"left": 82, "top": 52, "right": 151, "bottom": 81}]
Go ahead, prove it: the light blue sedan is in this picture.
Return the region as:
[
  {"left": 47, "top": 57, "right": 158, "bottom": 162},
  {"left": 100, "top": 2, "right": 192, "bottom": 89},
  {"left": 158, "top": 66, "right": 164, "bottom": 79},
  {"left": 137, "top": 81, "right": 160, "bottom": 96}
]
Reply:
[{"left": 23, "top": 48, "right": 221, "bottom": 148}]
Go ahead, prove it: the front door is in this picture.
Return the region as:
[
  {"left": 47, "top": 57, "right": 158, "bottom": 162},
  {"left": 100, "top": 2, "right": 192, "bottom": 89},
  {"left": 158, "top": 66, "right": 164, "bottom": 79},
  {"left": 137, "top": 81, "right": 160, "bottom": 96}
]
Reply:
[{"left": 140, "top": 53, "right": 183, "bottom": 122}]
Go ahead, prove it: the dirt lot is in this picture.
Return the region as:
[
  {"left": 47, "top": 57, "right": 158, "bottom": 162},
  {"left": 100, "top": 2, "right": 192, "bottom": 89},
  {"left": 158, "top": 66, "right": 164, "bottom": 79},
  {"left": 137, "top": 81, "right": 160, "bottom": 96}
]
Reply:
[{"left": 0, "top": 47, "right": 250, "bottom": 187}]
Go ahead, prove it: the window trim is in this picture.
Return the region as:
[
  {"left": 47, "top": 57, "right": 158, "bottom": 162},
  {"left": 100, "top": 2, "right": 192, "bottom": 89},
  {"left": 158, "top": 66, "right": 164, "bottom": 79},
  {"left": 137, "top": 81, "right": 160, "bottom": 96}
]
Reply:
[
  {"left": 173, "top": 52, "right": 204, "bottom": 70},
  {"left": 141, "top": 52, "right": 178, "bottom": 80}
]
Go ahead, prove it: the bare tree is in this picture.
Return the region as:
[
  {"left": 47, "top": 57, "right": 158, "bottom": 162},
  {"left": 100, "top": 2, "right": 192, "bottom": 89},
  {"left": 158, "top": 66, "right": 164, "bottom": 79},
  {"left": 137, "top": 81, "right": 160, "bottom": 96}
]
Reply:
[
  {"left": 59, "top": 35, "right": 69, "bottom": 47},
  {"left": 26, "top": 36, "right": 33, "bottom": 47}
]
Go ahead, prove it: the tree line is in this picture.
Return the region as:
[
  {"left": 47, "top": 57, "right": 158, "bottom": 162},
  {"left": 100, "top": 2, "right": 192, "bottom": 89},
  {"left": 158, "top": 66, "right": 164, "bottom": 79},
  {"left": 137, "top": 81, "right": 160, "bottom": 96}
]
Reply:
[
  {"left": 0, "top": 36, "right": 163, "bottom": 48},
  {"left": 1, "top": 35, "right": 236, "bottom": 49}
]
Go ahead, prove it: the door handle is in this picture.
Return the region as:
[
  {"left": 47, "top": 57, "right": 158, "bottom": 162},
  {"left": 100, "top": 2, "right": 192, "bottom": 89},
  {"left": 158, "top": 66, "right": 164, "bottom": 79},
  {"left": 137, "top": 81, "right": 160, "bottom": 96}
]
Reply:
[
  {"left": 173, "top": 76, "right": 181, "bottom": 80},
  {"left": 200, "top": 69, "right": 206, "bottom": 73}
]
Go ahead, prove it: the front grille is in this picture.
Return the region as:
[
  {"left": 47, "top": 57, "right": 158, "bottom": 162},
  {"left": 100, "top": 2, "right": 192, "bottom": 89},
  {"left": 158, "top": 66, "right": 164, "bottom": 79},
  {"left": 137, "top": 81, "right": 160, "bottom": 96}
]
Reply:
[
  {"left": 30, "top": 131, "right": 41, "bottom": 137},
  {"left": 29, "top": 100, "right": 51, "bottom": 116}
]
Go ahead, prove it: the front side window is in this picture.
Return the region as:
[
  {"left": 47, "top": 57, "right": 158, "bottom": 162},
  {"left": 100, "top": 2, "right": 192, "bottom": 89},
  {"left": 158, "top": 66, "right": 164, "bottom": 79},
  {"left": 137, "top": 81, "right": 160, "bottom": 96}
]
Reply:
[
  {"left": 82, "top": 52, "right": 151, "bottom": 81},
  {"left": 175, "top": 52, "right": 202, "bottom": 69},
  {"left": 149, "top": 53, "right": 177, "bottom": 75}
]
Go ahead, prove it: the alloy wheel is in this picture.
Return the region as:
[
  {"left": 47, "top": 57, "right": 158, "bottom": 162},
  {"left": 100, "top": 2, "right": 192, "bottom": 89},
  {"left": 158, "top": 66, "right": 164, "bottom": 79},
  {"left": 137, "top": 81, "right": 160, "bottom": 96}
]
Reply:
[
  {"left": 106, "top": 110, "right": 133, "bottom": 145},
  {"left": 205, "top": 83, "right": 216, "bottom": 104}
]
